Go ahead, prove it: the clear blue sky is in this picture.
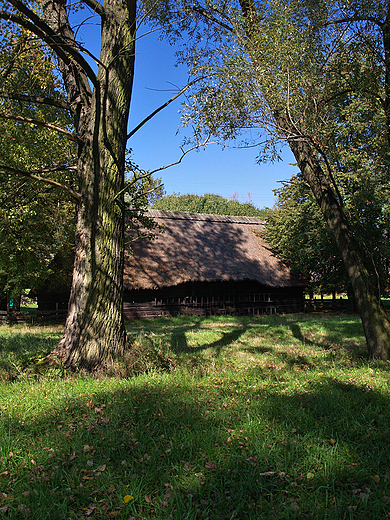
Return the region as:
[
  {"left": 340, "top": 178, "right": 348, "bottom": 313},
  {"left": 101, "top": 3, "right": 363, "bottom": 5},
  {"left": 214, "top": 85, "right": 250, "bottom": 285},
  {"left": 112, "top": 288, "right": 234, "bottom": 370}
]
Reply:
[{"left": 82, "top": 17, "right": 299, "bottom": 209}]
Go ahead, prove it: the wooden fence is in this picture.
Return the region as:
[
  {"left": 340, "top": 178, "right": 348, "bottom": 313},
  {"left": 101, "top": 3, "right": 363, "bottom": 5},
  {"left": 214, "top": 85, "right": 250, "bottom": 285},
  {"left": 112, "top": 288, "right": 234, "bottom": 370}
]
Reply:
[
  {"left": 304, "top": 298, "right": 354, "bottom": 313},
  {"left": 0, "top": 309, "right": 67, "bottom": 325},
  {"left": 0, "top": 298, "right": 355, "bottom": 325}
]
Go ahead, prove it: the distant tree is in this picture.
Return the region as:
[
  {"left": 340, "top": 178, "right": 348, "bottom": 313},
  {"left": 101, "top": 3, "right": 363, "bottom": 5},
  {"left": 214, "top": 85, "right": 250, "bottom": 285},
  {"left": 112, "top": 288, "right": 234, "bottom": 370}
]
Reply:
[
  {"left": 150, "top": 0, "right": 390, "bottom": 358},
  {"left": 265, "top": 178, "right": 351, "bottom": 297},
  {"left": 0, "top": 183, "right": 76, "bottom": 307},
  {"left": 152, "top": 192, "right": 268, "bottom": 217},
  {"left": 268, "top": 177, "right": 390, "bottom": 299}
]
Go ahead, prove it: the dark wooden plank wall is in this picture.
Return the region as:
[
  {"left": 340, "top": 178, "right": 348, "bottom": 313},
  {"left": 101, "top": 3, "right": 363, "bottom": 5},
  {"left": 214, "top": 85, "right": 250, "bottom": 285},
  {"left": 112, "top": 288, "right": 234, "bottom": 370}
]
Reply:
[{"left": 124, "top": 289, "right": 304, "bottom": 320}]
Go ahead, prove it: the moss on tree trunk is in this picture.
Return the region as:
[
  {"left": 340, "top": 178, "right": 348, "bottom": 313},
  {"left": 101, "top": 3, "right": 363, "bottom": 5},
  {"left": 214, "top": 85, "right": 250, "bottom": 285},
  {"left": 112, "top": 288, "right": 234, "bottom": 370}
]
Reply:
[{"left": 47, "top": 0, "right": 136, "bottom": 370}]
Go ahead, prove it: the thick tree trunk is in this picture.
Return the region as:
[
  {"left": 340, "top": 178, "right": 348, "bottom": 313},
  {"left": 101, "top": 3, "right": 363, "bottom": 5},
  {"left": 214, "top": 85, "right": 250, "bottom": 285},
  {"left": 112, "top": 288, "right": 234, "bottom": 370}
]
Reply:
[
  {"left": 46, "top": 0, "right": 136, "bottom": 370},
  {"left": 55, "top": 143, "right": 126, "bottom": 370},
  {"left": 290, "top": 137, "right": 390, "bottom": 359}
]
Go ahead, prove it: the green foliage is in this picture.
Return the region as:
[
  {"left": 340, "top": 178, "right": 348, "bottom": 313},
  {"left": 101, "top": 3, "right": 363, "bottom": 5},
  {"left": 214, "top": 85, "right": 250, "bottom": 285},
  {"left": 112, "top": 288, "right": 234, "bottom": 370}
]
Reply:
[
  {"left": 265, "top": 175, "right": 390, "bottom": 295},
  {"left": 0, "top": 186, "right": 76, "bottom": 300},
  {"left": 265, "top": 177, "right": 347, "bottom": 293},
  {"left": 152, "top": 192, "right": 268, "bottom": 217},
  {"left": 124, "top": 155, "right": 166, "bottom": 245},
  {"left": 2, "top": 315, "right": 390, "bottom": 518},
  {"left": 0, "top": 27, "right": 77, "bottom": 300}
]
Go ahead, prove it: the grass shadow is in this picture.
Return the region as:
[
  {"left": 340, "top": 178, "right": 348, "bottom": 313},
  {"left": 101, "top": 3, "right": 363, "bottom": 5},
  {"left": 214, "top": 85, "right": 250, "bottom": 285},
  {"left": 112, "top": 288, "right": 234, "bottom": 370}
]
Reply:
[{"left": 1, "top": 374, "right": 390, "bottom": 519}]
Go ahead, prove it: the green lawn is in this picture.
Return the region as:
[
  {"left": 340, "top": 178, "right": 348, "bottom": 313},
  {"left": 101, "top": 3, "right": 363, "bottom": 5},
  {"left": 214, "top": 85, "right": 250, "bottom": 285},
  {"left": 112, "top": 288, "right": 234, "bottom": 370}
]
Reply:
[{"left": 0, "top": 314, "right": 390, "bottom": 519}]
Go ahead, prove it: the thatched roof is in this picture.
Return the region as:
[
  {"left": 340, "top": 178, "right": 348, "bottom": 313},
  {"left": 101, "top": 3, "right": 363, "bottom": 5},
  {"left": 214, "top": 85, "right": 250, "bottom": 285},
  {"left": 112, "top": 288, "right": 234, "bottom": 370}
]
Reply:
[{"left": 123, "top": 210, "right": 303, "bottom": 290}]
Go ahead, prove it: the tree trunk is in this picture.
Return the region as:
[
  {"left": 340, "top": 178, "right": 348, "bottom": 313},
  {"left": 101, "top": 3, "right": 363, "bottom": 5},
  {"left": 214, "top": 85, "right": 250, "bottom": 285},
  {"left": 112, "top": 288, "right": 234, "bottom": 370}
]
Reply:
[
  {"left": 47, "top": 0, "right": 136, "bottom": 370},
  {"left": 238, "top": 0, "right": 390, "bottom": 358},
  {"left": 290, "top": 136, "right": 390, "bottom": 359},
  {"left": 55, "top": 143, "right": 127, "bottom": 370}
]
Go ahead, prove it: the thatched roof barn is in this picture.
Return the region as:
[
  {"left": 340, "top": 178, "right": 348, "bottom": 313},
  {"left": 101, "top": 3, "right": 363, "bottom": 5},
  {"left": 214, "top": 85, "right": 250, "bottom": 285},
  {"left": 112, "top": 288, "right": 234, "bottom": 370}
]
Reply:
[{"left": 123, "top": 210, "right": 305, "bottom": 319}]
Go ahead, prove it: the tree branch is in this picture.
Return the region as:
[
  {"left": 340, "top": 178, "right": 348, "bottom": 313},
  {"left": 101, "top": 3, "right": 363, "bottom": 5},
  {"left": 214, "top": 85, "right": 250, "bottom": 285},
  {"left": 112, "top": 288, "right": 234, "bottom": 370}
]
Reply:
[
  {"left": 0, "top": 92, "right": 70, "bottom": 111},
  {"left": 0, "top": 165, "right": 81, "bottom": 201},
  {"left": 149, "top": 137, "right": 213, "bottom": 175},
  {"left": 0, "top": 113, "right": 81, "bottom": 142},
  {"left": 188, "top": 3, "right": 233, "bottom": 32},
  {"left": 0, "top": 4, "right": 97, "bottom": 87},
  {"left": 113, "top": 171, "right": 152, "bottom": 202},
  {"left": 82, "top": 0, "right": 105, "bottom": 18},
  {"left": 127, "top": 79, "right": 201, "bottom": 139},
  {"left": 325, "top": 15, "right": 383, "bottom": 28}
]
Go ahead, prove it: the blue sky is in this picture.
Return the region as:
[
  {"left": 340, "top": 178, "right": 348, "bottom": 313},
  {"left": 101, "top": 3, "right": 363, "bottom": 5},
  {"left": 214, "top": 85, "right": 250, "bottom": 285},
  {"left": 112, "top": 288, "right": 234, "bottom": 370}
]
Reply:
[{"left": 81, "top": 16, "right": 299, "bottom": 209}]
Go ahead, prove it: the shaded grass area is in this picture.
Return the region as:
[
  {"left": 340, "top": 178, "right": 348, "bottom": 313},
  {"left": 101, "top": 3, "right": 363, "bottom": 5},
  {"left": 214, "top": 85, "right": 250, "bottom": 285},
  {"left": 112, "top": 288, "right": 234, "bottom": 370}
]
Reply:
[{"left": 1, "top": 314, "right": 390, "bottom": 519}]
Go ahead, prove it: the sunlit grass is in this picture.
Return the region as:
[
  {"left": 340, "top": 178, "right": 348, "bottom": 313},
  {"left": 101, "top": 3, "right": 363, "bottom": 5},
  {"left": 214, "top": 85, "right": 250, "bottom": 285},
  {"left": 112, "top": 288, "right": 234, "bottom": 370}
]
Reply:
[{"left": 0, "top": 314, "right": 390, "bottom": 518}]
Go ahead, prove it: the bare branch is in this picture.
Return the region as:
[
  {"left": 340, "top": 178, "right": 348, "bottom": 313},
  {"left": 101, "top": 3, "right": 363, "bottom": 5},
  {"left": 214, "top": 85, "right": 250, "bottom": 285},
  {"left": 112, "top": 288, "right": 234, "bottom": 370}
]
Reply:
[
  {"left": 0, "top": 164, "right": 81, "bottom": 201},
  {"left": 127, "top": 79, "right": 201, "bottom": 139},
  {"left": 149, "top": 137, "right": 213, "bottom": 175},
  {"left": 325, "top": 15, "right": 383, "bottom": 28},
  {"left": 82, "top": 0, "right": 105, "bottom": 18},
  {"left": 0, "top": 92, "right": 70, "bottom": 111},
  {"left": 189, "top": 4, "right": 233, "bottom": 32},
  {"left": 0, "top": 113, "right": 81, "bottom": 143},
  {"left": 113, "top": 171, "right": 152, "bottom": 201}
]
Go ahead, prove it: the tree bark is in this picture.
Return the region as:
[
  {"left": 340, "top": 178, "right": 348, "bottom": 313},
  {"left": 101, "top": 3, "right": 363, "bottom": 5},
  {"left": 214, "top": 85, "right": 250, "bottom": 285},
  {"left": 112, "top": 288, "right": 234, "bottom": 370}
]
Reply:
[{"left": 42, "top": 0, "right": 137, "bottom": 370}]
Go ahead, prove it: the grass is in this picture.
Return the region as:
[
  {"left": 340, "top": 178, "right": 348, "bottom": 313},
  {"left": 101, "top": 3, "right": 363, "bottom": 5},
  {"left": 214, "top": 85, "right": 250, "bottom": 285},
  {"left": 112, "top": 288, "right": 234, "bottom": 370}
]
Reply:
[{"left": 1, "top": 314, "right": 390, "bottom": 519}]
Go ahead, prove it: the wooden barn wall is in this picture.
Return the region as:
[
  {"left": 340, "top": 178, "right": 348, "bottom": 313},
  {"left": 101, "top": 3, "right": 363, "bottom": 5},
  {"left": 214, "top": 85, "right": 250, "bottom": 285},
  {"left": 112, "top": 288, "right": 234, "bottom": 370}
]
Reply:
[
  {"left": 36, "top": 291, "right": 70, "bottom": 311},
  {"left": 124, "top": 280, "right": 305, "bottom": 319}
]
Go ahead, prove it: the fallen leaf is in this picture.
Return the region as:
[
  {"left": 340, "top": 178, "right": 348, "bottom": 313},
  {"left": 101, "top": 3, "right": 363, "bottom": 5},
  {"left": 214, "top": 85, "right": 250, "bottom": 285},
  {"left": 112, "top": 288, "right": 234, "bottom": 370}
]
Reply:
[
  {"left": 123, "top": 495, "right": 134, "bottom": 503},
  {"left": 18, "top": 504, "right": 31, "bottom": 514},
  {"left": 87, "top": 460, "right": 93, "bottom": 467},
  {"left": 329, "top": 438, "right": 336, "bottom": 446},
  {"left": 98, "top": 464, "right": 106, "bottom": 472},
  {"left": 205, "top": 460, "right": 217, "bottom": 470},
  {"left": 307, "top": 472, "right": 315, "bottom": 479},
  {"left": 145, "top": 495, "right": 152, "bottom": 503},
  {"left": 372, "top": 474, "right": 380, "bottom": 483}
]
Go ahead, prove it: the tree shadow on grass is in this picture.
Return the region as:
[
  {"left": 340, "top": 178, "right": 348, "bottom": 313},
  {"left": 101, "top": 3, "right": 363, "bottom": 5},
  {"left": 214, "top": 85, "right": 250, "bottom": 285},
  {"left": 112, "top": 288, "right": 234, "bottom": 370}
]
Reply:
[
  {"left": 0, "top": 329, "right": 60, "bottom": 354},
  {"left": 0, "top": 328, "right": 61, "bottom": 381},
  {"left": 1, "top": 372, "right": 390, "bottom": 520},
  {"left": 170, "top": 325, "right": 248, "bottom": 356},
  {"left": 289, "top": 323, "right": 315, "bottom": 346}
]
